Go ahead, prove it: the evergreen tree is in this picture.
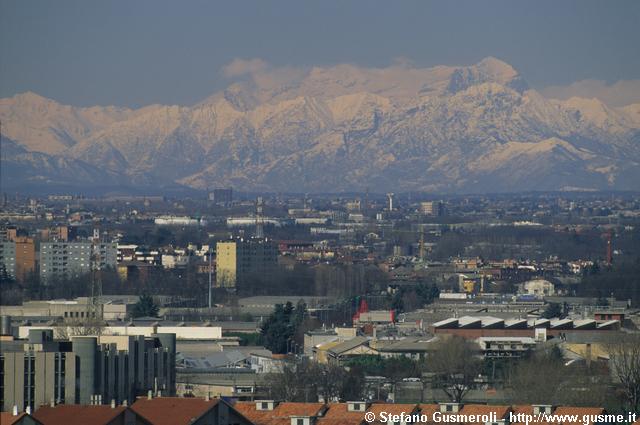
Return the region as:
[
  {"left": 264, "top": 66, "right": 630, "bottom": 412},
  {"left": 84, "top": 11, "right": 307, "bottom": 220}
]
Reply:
[{"left": 132, "top": 294, "right": 159, "bottom": 318}]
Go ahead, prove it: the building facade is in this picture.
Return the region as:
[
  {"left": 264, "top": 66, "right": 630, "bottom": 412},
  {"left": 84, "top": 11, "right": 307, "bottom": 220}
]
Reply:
[
  {"left": 14, "top": 238, "right": 36, "bottom": 283},
  {"left": 1, "top": 241, "right": 17, "bottom": 280},
  {"left": 0, "top": 330, "right": 176, "bottom": 413},
  {"left": 39, "top": 242, "right": 117, "bottom": 282},
  {"left": 215, "top": 239, "right": 278, "bottom": 289}
]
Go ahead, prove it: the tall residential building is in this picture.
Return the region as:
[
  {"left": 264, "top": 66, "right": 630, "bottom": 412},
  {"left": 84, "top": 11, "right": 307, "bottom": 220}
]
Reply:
[
  {"left": 14, "top": 237, "right": 36, "bottom": 283},
  {"left": 39, "top": 242, "right": 117, "bottom": 282},
  {"left": 0, "top": 329, "right": 176, "bottom": 412},
  {"left": 216, "top": 239, "right": 278, "bottom": 289},
  {"left": 40, "top": 225, "right": 76, "bottom": 242},
  {"left": 0, "top": 227, "right": 18, "bottom": 242},
  {"left": 0, "top": 241, "right": 16, "bottom": 279},
  {"left": 420, "top": 201, "right": 445, "bottom": 217}
]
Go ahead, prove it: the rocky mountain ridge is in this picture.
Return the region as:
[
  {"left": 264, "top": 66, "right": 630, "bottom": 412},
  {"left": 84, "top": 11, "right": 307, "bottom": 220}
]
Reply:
[{"left": 2, "top": 57, "right": 639, "bottom": 193}]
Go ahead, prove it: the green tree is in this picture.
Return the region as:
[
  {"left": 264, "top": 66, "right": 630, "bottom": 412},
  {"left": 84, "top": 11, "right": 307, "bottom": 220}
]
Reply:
[
  {"left": 132, "top": 294, "right": 159, "bottom": 318},
  {"left": 416, "top": 282, "right": 440, "bottom": 305},
  {"left": 260, "top": 301, "right": 308, "bottom": 354}
]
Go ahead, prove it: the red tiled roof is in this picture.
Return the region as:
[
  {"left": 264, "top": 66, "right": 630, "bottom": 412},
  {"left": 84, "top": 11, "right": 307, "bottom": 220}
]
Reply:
[
  {"left": 509, "top": 405, "right": 536, "bottom": 425},
  {"left": 131, "top": 397, "right": 220, "bottom": 425},
  {"left": 552, "top": 407, "right": 605, "bottom": 425},
  {"left": 418, "top": 404, "right": 440, "bottom": 416},
  {"left": 233, "top": 402, "right": 326, "bottom": 425},
  {"left": 318, "top": 403, "right": 367, "bottom": 425},
  {"left": 234, "top": 401, "right": 279, "bottom": 425},
  {"left": 0, "top": 412, "right": 44, "bottom": 425},
  {"left": 275, "top": 402, "right": 326, "bottom": 417},
  {"left": 0, "top": 412, "right": 28, "bottom": 425},
  {"left": 459, "top": 405, "right": 511, "bottom": 424},
  {"left": 32, "top": 405, "right": 126, "bottom": 425},
  {"left": 366, "top": 403, "right": 419, "bottom": 424}
]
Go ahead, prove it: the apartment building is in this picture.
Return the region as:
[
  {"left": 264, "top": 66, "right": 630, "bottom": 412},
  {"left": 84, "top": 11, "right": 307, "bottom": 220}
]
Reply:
[
  {"left": 216, "top": 239, "right": 278, "bottom": 289},
  {"left": 39, "top": 242, "right": 117, "bottom": 282}
]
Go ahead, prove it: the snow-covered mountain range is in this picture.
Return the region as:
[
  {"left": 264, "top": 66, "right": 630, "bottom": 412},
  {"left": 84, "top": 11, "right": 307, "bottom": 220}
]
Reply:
[{"left": 2, "top": 57, "right": 639, "bottom": 193}]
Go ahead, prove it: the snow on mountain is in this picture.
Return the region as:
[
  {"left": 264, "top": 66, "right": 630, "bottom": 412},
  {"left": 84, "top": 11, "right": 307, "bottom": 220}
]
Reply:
[
  {"left": 0, "top": 92, "right": 135, "bottom": 154},
  {"left": 1, "top": 57, "right": 639, "bottom": 193}
]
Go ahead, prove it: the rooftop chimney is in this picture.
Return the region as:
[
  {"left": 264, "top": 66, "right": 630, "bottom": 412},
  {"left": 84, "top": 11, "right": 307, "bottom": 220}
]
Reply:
[
  {"left": 26, "top": 406, "right": 32, "bottom": 415},
  {"left": 12, "top": 406, "right": 18, "bottom": 416},
  {"left": 111, "top": 399, "right": 116, "bottom": 408},
  {"left": 148, "top": 390, "right": 153, "bottom": 400},
  {"left": 256, "top": 400, "right": 277, "bottom": 411},
  {"left": 439, "top": 403, "right": 460, "bottom": 413}
]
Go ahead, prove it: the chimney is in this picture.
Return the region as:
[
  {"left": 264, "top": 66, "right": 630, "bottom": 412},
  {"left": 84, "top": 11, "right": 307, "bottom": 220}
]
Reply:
[
  {"left": 50, "top": 398, "right": 55, "bottom": 408},
  {"left": 111, "top": 399, "right": 116, "bottom": 408},
  {"left": 122, "top": 400, "right": 128, "bottom": 407},
  {"left": 205, "top": 392, "right": 210, "bottom": 401},
  {"left": 347, "top": 401, "right": 368, "bottom": 412},
  {"left": 256, "top": 400, "right": 277, "bottom": 411},
  {"left": 532, "top": 405, "right": 553, "bottom": 415},
  {"left": 148, "top": 390, "right": 153, "bottom": 400},
  {"left": 439, "top": 403, "right": 460, "bottom": 413},
  {"left": 26, "top": 406, "right": 32, "bottom": 415},
  {"left": 12, "top": 406, "right": 18, "bottom": 416}
]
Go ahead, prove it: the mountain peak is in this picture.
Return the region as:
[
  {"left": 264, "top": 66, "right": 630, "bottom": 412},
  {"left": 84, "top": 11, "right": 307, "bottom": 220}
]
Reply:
[
  {"left": 476, "top": 56, "right": 519, "bottom": 78},
  {"left": 10, "top": 91, "right": 57, "bottom": 106},
  {"left": 447, "top": 57, "right": 528, "bottom": 94}
]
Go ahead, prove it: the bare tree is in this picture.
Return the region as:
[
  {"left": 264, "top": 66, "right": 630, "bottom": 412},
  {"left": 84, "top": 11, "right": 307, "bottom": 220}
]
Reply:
[
  {"left": 425, "top": 336, "right": 482, "bottom": 402},
  {"left": 54, "top": 316, "right": 106, "bottom": 340},
  {"left": 263, "top": 359, "right": 364, "bottom": 402},
  {"left": 607, "top": 334, "right": 640, "bottom": 412}
]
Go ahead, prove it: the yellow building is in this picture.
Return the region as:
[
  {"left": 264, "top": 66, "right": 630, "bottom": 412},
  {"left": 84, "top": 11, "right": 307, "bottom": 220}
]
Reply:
[
  {"left": 216, "top": 241, "right": 238, "bottom": 288},
  {"left": 216, "top": 239, "right": 278, "bottom": 289}
]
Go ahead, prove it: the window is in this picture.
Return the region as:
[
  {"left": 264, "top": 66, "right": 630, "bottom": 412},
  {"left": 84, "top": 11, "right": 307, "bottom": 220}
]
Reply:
[
  {"left": 23, "top": 355, "right": 35, "bottom": 411},
  {"left": 261, "top": 402, "right": 269, "bottom": 409},
  {"left": 297, "top": 419, "right": 305, "bottom": 425},
  {"left": 1, "top": 355, "right": 4, "bottom": 411}
]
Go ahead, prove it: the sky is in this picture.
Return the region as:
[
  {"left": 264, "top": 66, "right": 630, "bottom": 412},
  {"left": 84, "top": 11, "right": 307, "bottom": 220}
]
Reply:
[{"left": 1, "top": 0, "right": 639, "bottom": 108}]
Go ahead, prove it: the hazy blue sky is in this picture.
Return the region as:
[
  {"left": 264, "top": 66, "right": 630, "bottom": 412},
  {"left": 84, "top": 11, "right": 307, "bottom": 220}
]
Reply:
[{"left": 1, "top": 0, "right": 639, "bottom": 107}]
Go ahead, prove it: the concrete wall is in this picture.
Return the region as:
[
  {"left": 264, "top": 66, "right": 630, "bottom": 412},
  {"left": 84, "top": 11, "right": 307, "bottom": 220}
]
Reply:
[{"left": 18, "top": 326, "right": 222, "bottom": 340}]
